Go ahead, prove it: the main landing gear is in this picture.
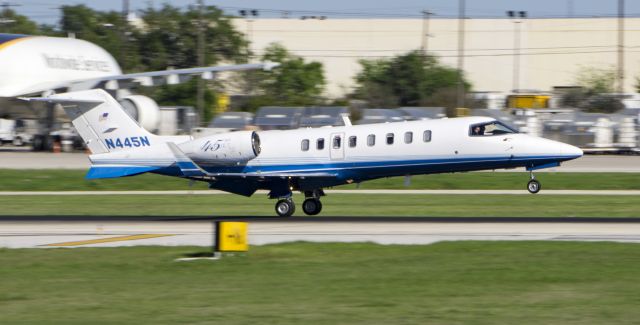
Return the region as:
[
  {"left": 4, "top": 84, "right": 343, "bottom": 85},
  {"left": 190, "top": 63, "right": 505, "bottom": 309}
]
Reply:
[
  {"left": 302, "top": 198, "right": 322, "bottom": 216},
  {"left": 273, "top": 190, "right": 324, "bottom": 217},
  {"left": 527, "top": 171, "right": 541, "bottom": 194},
  {"left": 275, "top": 199, "right": 296, "bottom": 217}
]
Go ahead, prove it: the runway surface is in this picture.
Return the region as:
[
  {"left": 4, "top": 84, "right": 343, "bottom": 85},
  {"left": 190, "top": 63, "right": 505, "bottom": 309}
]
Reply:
[
  {"left": 0, "top": 152, "right": 639, "bottom": 172},
  {"left": 3, "top": 217, "right": 640, "bottom": 248},
  {"left": 1, "top": 189, "right": 639, "bottom": 195}
]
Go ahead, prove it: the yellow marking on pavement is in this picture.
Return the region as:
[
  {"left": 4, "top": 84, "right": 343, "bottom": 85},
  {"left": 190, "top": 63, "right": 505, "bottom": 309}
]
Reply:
[{"left": 42, "top": 234, "right": 174, "bottom": 247}]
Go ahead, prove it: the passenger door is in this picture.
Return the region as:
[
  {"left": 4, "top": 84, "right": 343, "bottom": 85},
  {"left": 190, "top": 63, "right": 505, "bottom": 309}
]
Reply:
[{"left": 329, "top": 132, "right": 344, "bottom": 160}]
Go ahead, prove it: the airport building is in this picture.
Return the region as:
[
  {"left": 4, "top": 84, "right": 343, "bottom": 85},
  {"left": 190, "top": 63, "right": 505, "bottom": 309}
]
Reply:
[{"left": 232, "top": 18, "right": 640, "bottom": 98}]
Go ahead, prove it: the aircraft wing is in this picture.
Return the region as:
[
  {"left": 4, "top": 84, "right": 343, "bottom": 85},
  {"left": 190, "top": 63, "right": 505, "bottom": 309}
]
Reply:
[
  {"left": 14, "top": 61, "right": 280, "bottom": 96},
  {"left": 167, "top": 142, "right": 336, "bottom": 180},
  {"left": 167, "top": 142, "right": 338, "bottom": 196}
]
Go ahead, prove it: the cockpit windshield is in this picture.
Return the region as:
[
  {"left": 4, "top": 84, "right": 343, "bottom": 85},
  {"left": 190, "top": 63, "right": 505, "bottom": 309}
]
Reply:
[{"left": 469, "top": 121, "right": 517, "bottom": 136}]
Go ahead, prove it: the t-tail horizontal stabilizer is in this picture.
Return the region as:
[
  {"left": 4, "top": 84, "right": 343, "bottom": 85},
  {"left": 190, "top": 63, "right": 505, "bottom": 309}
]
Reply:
[{"left": 167, "top": 142, "right": 210, "bottom": 177}]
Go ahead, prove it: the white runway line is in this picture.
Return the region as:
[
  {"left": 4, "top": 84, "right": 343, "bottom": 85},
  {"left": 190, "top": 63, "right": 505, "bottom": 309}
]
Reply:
[
  {"left": 2, "top": 221, "right": 640, "bottom": 248},
  {"left": 0, "top": 189, "right": 639, "bottom": 196}
]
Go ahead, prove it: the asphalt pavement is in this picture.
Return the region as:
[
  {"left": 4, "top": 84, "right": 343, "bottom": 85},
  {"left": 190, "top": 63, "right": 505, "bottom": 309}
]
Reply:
[{"left": 2, "top": 217, "right": 640, "bottom": 248}]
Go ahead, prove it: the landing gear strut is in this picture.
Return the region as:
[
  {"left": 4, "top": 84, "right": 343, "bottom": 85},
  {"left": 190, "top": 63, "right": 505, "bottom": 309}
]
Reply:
[
  {"left": 527, "top": 171, "right": 541, "bottom": 194},
  {"left": 275, "top": 199, "right": 295, "bottom": 217}
]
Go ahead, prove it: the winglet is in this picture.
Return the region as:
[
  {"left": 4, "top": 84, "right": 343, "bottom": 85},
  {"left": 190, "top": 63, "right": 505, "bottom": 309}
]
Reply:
[{"left": 167, "top": 142, "right": 210, "bottom": 177}]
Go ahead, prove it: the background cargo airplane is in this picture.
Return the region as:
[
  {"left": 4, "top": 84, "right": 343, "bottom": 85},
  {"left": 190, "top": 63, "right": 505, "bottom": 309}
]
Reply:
[
  {"left": 0, "top": 33, "right": 276, "bottom": 148},
  {"left": 23, "top": 89, "right": 583, "bottom": 217}
]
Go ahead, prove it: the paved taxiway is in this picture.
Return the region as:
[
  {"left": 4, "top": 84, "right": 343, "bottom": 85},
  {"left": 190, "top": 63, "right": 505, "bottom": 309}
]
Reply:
[{"left": 2, "top": 217, "right": 640, "bottom": 248}]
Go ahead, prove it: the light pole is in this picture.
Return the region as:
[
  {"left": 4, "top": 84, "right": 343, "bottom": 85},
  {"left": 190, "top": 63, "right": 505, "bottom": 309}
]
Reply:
[
  {"left": 197, "top": 0, "right": 205, "bottom": 125},
  {"left": 120, "top": 0, "right": 129, "bottom": 70},
  {"left": 456, "top": 0, "right": 465, "bottom": 109},
  {"left": 617, "top": 0, "right": 625, "bottom": 94},
  {"left": 239, "top": 9, "right": 259, "bottom": 60},
  {"left": 421, "top": 10, "right": 433, "bottom": 56},
  {"left": 507, "top": 10, "right": 527, "bottom": 93}
]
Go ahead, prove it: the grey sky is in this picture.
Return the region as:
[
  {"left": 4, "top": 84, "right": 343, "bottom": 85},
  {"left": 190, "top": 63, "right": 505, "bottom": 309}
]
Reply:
[{"left": 14, "top": 0, "right": 640, "bottom": 26}]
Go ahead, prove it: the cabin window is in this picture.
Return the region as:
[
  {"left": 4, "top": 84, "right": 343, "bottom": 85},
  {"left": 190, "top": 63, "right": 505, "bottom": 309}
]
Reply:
[
  {"left": 301, "top": 139, "right": 309, "bottom": 151},
  {"left": 317, "top": 138, "right": 325, "bottom": 150},
  {"left": 470, "top": 121, "right": 517, "bottom": 137},
  {"left": 349, "top": 136, "right": 357, "bottom": 148},
  {"left": 404, "top": 132, "right": 413, "bottom": 144},
  {"left": 423, "top": 130, "right": 432, "bottom": 142},
  {"left": 367, "top": 134, "right": 376, "bottom": 146},
  {"left": 332, "top": 135, "right": 342, "bottom": 149},
  {"left": 386, "top": 133, "right": 394, "bottom": 145}
]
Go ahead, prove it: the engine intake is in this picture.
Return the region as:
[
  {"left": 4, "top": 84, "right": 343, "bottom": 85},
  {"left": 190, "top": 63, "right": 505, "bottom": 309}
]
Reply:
[{"left": 118, "top": 95, "right": 160, "bottom": 133}]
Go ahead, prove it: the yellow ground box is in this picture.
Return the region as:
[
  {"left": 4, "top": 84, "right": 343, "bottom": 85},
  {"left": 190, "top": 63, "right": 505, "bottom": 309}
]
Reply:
[
  {"left": 216, "top": 222, "right": 249, "bottom": 252},
  {"left": 507, "top": 94, "right": 550, "bottom": 109}
]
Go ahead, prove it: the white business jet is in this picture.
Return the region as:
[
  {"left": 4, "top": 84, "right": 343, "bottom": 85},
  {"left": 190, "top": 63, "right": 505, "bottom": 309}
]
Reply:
[{"left": 23, "top": 89, "right": 583, "bottom": 217}]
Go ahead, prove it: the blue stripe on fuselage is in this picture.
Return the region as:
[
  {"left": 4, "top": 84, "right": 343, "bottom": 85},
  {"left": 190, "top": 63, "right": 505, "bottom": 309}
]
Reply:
[{"left": 147, "top": 154, "right": 579, "bottom": 180}]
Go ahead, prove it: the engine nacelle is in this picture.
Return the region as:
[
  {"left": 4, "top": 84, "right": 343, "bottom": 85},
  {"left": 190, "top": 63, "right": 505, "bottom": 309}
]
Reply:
[
  {"left": 118, "top": 95, "right": 160, "bottom": 133},
  {"left": 181, "top": 131, "right": 261, "bottom": 164}
]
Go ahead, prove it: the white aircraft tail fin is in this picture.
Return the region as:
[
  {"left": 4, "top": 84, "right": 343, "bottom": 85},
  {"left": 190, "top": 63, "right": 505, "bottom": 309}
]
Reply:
[{"left": 21, "top": 89, "right": 156, "bottom": 154}]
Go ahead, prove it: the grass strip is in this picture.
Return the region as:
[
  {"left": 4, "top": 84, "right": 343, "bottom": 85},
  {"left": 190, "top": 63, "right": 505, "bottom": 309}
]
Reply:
[
  {"left": 1, "top": 169, "right": 640, "bottom": 191},
  {"left": 1, "top": 242, "right": 640, "bottom": 324},
  {"left": 0, "top": 194, "right": 638, "bottom": 217}
]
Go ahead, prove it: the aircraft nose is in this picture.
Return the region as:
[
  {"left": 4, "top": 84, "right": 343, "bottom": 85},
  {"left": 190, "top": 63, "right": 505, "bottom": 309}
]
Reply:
[{"left": 559, "top": 142, "right": 583, "bottom": 159}]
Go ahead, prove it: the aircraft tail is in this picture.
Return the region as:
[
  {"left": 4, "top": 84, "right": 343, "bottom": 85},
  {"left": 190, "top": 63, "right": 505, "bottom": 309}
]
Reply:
[{"left": 21, "top": 89, "right": 157, "bottom": 154}]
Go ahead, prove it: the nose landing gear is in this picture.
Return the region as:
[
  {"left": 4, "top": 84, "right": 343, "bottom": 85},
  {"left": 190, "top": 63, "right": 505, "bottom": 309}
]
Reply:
[{"left": 527, "top": 171, "right": 541, "bottom": 194}]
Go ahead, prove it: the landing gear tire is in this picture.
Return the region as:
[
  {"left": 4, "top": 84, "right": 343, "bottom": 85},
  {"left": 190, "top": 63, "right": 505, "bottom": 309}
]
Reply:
[
  {"left": 275, "top": 199, "right": 295, "bottom": 217},
  {"left": 302, "top": 198, "right": 322, "bottom": 216},
  {"left": 527, "top": 179, "right": 541, "bottom": 194}
]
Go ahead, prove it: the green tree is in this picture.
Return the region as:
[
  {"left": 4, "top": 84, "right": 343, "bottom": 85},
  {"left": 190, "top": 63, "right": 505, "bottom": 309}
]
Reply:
[
  {"left": 240, "top": 43, "right": 325, "bottom": 111},
  {"left": 137, "top": 4, "right": 250, "bottom": 123},
  {"left": 576, "top": 66, "right": 616, "bottom": 94},
  {"left": 149, "top": 79, "right": 216, "bottom": 113},
  {"left": 0, "top": 8, "right": 40, "bottom": 35},
  {"left": 60, "top": 5, "right": 141, "bottom": 71},
  {"left": 561, "top": 66, "right": 623, "bottom": 113},
  {"left": 139, "top": 4, "right": 248, "bottom": 70},
  {"left": 353, "top": 51, "right": 469, "bottom": 110}
]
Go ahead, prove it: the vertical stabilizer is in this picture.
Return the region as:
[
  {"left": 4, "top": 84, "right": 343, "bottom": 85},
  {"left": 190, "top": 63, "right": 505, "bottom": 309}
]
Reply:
[{"left": 22, "top": 89, "right": 156, "bottom": 154}]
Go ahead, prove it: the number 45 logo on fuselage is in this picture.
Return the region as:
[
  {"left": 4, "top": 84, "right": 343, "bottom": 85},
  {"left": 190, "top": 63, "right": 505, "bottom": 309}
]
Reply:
[{"left": 104, "top": 136, "right": 151, "bottom": 149}]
